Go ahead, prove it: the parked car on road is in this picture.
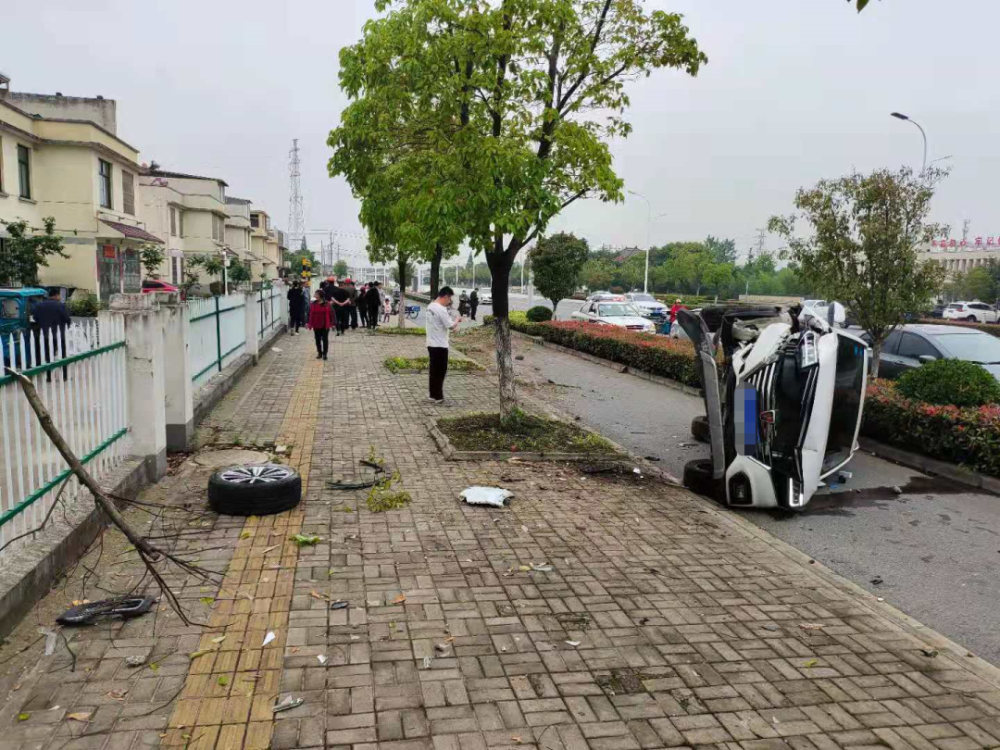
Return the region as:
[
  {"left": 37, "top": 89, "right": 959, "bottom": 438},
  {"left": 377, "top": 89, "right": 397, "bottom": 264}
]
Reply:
[
  {"left": 624, "top": 292, "right": 667, "bottom": 320},
  {"left": 870, "top": 324, "right": 1000, "bottom": 380},
  {"left": 478, "top": 289, "right": 492, "bottom": 305},
  {"left": 571, "top": 301, "right": 655, "bottom": 332},
  {"left": 942, "top": 301, "right": 999, "bottom": 324}
]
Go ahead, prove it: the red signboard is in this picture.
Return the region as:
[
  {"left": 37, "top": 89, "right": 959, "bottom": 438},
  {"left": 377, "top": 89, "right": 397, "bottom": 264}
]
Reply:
[
  {"left": 931, "top": 237, "right": 998, "bottom": 248},
  {"left": 102, "top": 245, "right": 117, "bottom": 258}
]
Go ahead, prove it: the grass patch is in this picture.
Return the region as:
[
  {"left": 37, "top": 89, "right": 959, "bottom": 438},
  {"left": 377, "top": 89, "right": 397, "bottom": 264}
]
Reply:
[
  {"left": 384, "top": 356, "right": 482, "bottom": 373},
  {"left": 376, "top": 326, "right": 425, "bottom": 336},
  {"left": 437, "top": 409, "right": 617, "bottom": 454}
]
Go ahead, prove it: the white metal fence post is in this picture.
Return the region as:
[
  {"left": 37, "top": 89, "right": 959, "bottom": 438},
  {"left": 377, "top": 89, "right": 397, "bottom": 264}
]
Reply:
[
  {"left": 162, "top": 294, "right": 195, "bottom": 451},
  {"left": 109, "top": 294, "right": 168, "bottom": 482},
  {"left": 244, "top": 292, "right": 260, "bottom": 364}
]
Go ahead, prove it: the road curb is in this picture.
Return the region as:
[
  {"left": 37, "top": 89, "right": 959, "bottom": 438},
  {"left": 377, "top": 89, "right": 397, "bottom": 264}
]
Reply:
[
  {"left": 510, "top": 329, "right": 704, "bottom": 397},
  {"left": 859, "top": 437, "right": 1000, "bottom": 495}
]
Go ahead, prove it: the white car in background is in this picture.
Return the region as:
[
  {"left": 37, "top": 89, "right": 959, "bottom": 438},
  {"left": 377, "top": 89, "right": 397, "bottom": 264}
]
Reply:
[
  {"left": 571, "top": 301, "right": 655, "bottom": 332},
  {"left": 625, "top": 292, "right": 668, "bottom": 319},
  {"left": 943, "top": 301, "right": 999, "bottom": 323},
  {"left": 587, "top": 291, "right": 625, "bottom": 302},
  {"left": 478, "top": 289, "right": 492, "bottom": 305}
]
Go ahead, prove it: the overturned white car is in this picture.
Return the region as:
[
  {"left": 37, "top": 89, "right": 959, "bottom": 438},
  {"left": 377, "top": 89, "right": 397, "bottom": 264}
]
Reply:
[{"left": 679, "top": 305, "right": 869, "bottom": 510}]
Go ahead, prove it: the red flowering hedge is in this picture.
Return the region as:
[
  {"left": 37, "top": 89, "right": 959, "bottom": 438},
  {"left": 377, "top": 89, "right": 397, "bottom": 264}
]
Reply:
[
  {"left": 863, "top": 379, "right": 1000, "bottom": 477},
  {"left": 517, "top": 320, "right": 702, "bottom": 387}
]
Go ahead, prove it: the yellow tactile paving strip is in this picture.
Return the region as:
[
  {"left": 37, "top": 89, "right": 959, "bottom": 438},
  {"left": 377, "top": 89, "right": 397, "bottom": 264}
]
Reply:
[{"left": 163, "top": 358, "right": 324, "bottom": 750}]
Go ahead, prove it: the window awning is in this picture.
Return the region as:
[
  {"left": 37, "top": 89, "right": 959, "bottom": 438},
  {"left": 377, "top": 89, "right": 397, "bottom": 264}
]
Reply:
[{"left": 99, "top": 219, "right": 164, "bottom": 244}]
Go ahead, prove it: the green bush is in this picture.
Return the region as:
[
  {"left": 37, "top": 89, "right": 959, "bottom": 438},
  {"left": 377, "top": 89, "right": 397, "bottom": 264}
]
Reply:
[
  {"left": 864, "top": 380, "right": 1000, "bottom": 478},
  {"left": 68, "top": 294, "right": 100, "bottom": 317},
  {"left": 482, "top": 311, "right": 527, "bottom": 327},
  {"left": 376, "top": 326, "right": 425, "bottom": 336},
  {"left": 897, "top": 359, "right": 1000, "bottom": 407},
  {"left": 526, "top": 306, "right": 553, "bottom": 322}
]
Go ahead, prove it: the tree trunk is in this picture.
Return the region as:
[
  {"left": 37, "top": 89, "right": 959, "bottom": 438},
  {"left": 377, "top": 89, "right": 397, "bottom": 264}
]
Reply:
[
  {"left": 430, "top": 243, "right": 443, "bottom": 298},
  {"left": 398, "top": 258, "right": 407, "bottom": 330},
  {"left": 550, "top": 299, "right": 560, "bottom": 320},
  {"left": 870, "top": 339, "right": 881, "bottom": 378},
  {"left": 488, "top": 251, "right": 518, "bottom": 419}
]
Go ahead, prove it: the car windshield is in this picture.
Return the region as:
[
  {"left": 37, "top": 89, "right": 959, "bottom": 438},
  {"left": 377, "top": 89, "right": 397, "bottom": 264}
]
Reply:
[
  {"left": 933, "top": 332, "right": 1000, "bottom": 363},
  {"left": 630, "top": 294, "right": 656, "bottom": 302},
  {"left": 598, "top": 304, "right": 639, "bottom": 317}
]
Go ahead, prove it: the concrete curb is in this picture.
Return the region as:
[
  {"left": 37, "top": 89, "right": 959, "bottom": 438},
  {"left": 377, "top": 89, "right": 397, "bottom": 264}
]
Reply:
[
  {"left": 510, "top": 330, "right": 704, "bottom": 397},
  {"left": 859, "top": 437, "right": 1000, "bottom": 495},
  {"left": 0, "top": 457, "right": 148, "bottom": 639},
  {"left": 192, "top": 324, "right": 286, "bottom": 429}
]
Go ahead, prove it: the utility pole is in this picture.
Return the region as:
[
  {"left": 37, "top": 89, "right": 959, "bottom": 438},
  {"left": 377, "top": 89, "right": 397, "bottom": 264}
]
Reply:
[{"left": 287, "top": 139, "right": 305, "bottom": 252}]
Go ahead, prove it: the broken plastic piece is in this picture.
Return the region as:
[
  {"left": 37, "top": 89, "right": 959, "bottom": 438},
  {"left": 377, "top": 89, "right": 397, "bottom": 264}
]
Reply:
[
  {"left": 262, "top": 632, "right": 276, "bottom": 647},
  {"left": 57, "top": 597, "right": 154, "bottom": 626},
  {"left": 317, "top": 655, "right": 328, "bottom": 665},
  {"left": 124, "top": 655, "right": 147, "bottom": 668},
  {"left": 38, "top": 627, "right": 57, "bottom": 656},
  {"left": 565, "top": 640, "right": 581, "bottom": 647},
  {"left": 330, "top": 600, "right": 349, "bottom": 610},
  {"left": 272, "top": 696, "right": 303, "bottom": 713},
  {"left": 460, "top": 486, "right": 513, "bottom": 508}
]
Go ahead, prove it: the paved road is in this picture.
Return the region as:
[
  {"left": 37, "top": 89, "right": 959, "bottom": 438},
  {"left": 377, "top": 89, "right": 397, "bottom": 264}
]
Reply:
[{"left": 505, "top": 333, "right": 1000, "bottom": 666}]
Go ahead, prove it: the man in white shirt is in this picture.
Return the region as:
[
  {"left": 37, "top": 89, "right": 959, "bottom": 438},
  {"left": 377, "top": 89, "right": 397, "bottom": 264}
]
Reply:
[{"left": 426, "top": 286, "right": 462, "bottom": 403}]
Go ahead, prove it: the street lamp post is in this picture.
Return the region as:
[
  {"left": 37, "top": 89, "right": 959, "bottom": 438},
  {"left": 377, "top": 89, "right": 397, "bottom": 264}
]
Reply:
[
  {"left": 627, "top": 190, "right": 652, "bottom": 293},
  {"left": 890, "top": 112, "right": 928, "bottom": 174}
]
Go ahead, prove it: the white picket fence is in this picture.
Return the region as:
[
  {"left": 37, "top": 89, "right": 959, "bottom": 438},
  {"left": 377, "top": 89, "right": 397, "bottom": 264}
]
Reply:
[
  {"left": 258, "top": 285, "right": 284, "bottom": 340},
  {"left": 189, "top": 294, "right": 250, "bottom": 392},
  {"left": 0, "top": 319, "right": 129, "bottom": 555}
]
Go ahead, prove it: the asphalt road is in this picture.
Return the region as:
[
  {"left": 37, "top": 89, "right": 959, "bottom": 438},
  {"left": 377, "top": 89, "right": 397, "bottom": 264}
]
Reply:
[{"left": 505, "top": 333, "right": 1000, "bottom": 666}]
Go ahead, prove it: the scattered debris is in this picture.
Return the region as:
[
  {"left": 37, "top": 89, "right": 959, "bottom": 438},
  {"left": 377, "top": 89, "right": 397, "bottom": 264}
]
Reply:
[
  {"left": 217, "top": 676, "right": 229, "bottom": 686},
  {"left": 392, "top": 594, "right": 406, "bottom": 605},
  {"left": 310, "top": 591, "right": 329, "bottom": 601},
  {"left": 892, "top": 486, "right": 903, "bottom": 495},
  {"left": 515, "top": 355, "right": 525, "bottom": 360},
  {"left": 460, "top": 486, "right": 513, "bottom": 508},
  {"left": 565, "top": 640, "right": 581, "bottom": 647},
  {"left": 66, "top": 713, "right": 92, "bottom": 722},
  {"left": 271, "top": 348, "right": 283, "bottom": 354},
  {"left": 262, "top": 545, "right": 278, "bottom": 554},
  {"left": 798, "top": 623, "right": 826, "bottom": 631},
  {"left": 761, "top": 623, "right": 780, "bottom": 632},
  {"left": 920, "top": 648, "right": 939, "bottom": 658},
  {"left": 317, "top": 655, "right": 328, "bottom": 665},
  {"left": 106, "top": 689, "right": 128, "bottom": 702},
  {"left": 422, "top": 656, "right": 432, "bottom": 668},
  {"left": 57, "top": 596, "right": 154, "bottom": 626},
  {"left": 211, "top": 636, "right": 226, "bottom": 644},
  {"left": 644, "top": 456, "right": 661, "bottom": 462},
  {"left": 272, "top": 696, "right": 303, "bottom": 713},
  {"left": 262, "top": 632, "right": 276, "bottom": 647},
  {"left": 434, "top": 643, "right": 450, "bottom": 654},
  {"left": 531, "top": 563, "right": 553, "bottom": 573},
  {"left": 38, "top": 627, "right": 57, "bottom": 656},
  {"left": 871, "top": 576, "right": 884, "bottom": 586},
  {"left": 838, "top": 471, "right": 853, "bottom": 483},
  {"left": 330, "top": 600, "right": 349, "bottom": 610},
  {"left": 802, "top": 659, "right": 818, "bottom": 668},
  {"left": 17, "top": 714, "right": 30, "bottom": 722},
  {"left": 291, "top": 534, "right": 321, "bottom": 547},
  {"left": 275, "top": 445, "right": 288, "bottom": 454},
  {"left": 125, "top": 655, "right": 147, "bottom": 668},
  {"left": 632, "top": 468, "right": 641, "bottom": 475},
  {"left": 638, "top": 618, "right": 650, "bottom": 626}
]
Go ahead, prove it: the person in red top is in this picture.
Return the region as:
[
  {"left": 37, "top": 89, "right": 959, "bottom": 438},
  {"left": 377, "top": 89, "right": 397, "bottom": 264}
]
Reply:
[
  {"left": 666, "top": 298, "right": 686, "bottom": 336},
  {"left": 307, "top": 289, "right": 335, "bottom": 360}
]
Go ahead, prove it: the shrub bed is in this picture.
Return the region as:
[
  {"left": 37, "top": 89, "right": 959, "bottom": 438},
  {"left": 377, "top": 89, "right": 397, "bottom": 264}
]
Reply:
[
  {"left": 863, "top": 380, "right": 1000, "bottom": 478},
  {"left": 517, "top": 321, "right": 701, "bottom": 387},
  {"left": 383, "top": 355, "right": 481, "bottom": 373},
  {"left": 376, "top": 326, "right": 426, "bottom": 336}
]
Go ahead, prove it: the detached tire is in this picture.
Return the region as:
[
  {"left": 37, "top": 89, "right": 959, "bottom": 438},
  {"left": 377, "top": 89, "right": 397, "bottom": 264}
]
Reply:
[
  {"left": 208, "top": 464, "right": 302, "bottom": 516},
  {"left": 682, "top": 459, "right": 716, "bottom": 498},
  {"left": 691, "top": 415, "right": 710, "bottom": 443}
]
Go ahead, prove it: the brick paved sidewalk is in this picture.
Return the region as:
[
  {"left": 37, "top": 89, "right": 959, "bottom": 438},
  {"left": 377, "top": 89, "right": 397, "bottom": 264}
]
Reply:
[{"left": 2, "top": 328, "right": 1000, "bottom": 750}]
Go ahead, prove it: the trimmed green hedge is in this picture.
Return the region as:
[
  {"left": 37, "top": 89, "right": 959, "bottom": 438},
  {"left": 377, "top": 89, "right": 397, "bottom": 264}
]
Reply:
[
  {"left": 526, "top": 306, "right": 553, "bottom": 322},
  {"left": 864, "top": 380, "right": 1000, "bottom": 478},
  {"left": 376, "top": 326, "right": 425, "bottom": 336}
]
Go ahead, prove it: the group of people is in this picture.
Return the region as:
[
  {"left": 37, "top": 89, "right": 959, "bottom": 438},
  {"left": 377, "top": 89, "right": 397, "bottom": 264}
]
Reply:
[
  {"left": 286, "top": 276, "right": 390, "bottom": 359},
  {"left": 456, "top": 289, "right": 479, "bottom": 321}
]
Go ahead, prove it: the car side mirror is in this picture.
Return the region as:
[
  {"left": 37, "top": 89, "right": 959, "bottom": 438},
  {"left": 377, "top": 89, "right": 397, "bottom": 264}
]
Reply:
[{"left": 918, "top": 354, "right": 937, "bottom": 364}]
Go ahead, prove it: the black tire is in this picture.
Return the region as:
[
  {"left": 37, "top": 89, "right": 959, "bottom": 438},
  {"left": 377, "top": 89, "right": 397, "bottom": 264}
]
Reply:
[
  {"left": 966, "top": 316, "right": 977, "bottom": 322},
  {"left": 691, "top": 415, "right": 710, "bottom": 443},
  {"left": 208, "top": 464, "right": 302, "bottom": 516},
  {"left": 683, "top": 458, "right": 716, "bottom": 498},
  {"left": 57, "top": 596, "right": 154, "bottom": 626}
]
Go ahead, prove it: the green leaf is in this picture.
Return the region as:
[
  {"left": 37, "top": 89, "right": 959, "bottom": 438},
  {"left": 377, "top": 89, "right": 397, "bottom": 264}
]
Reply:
[
  {"left": 218, "top": 676, "right": 229, "bottom": 686},
  {"left": 291, "top": 534, "right": 322, "bottom": 547},
  {"left": 17, "top": 713, "right": 30, "bottom": 722}
]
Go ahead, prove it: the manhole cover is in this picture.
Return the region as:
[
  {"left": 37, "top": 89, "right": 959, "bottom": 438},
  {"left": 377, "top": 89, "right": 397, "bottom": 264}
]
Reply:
[{"left": 194, "top": 449, "right": 270, "bottom": 468}]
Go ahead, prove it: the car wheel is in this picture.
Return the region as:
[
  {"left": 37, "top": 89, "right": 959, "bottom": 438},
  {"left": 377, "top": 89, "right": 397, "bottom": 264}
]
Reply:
[
  {"left": 967, "top": 315, "right": 977, "bottom": 322},
  {"left": 208, "top": 464, "right": 302, "bottom": 516},
  {"left": 691, "top": 415, "right": 710, "bottom": 443},
  {"left": 683, "top": 459, "right": 717, "bottom": 498}
]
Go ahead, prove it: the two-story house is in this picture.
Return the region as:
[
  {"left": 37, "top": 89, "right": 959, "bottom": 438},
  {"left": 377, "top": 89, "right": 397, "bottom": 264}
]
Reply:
[
  {"left": 249, "top": 209, "right": 280, "bottom": 281},
  {"left": 0, "top": 76, "right": 163, "bottom": 298}
]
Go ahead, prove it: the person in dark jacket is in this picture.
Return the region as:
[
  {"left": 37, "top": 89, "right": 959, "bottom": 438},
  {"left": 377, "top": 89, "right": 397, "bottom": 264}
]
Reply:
[
  {"left": 365, "top": 282, "right": 382, "bottom": 330},
  {"left": 326, "top": 281, "right": 350, "bottom": 335},
  {"left": 32, "top": 288, "right": 71, "bottom": 382},
  {"left": 358, "top": 283, "right": 370, "bottom": 328},
  {"left": 287, "top": 281, "right": 306, "bottom": 335},
  {"left": 345, "top": 279, "right": 359, "bottom": 330},
  {"left": 469, "top": 290, "right": 479, "bottom": 321},
  {"left": 307, "top": 289, "right": 334, "bottom": 360}
]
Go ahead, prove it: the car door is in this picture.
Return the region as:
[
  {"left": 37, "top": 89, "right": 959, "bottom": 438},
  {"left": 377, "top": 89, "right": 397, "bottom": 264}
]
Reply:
[
  {"left": 891, "top": 332, "right": 942, "bottom": 378},
  {"left": 875, "top": 331, "right": 905, "bottom": 379}
]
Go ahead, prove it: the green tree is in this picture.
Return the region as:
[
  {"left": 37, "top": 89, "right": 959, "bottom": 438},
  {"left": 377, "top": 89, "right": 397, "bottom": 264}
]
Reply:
[
  {"left": 702, "top": 262, "right": 735, "bottom": 300},
  {"left": 332, "top": 0, "right": 706, "bottom": 417},
  {"left": 138, "top": 243, "right": 166, "bottom": 279},
  {"left": 705, "top": 235, "right": 737, "bottom": 265},
  {"left": 0, "top": 217, "right": 66, "bottom": 287},
  {"left": 333, "top": 259, "right": 349, "bottom": 278},
  {"left": 530, "top": 233, "right": 589, "bottom": 314},
  {"left": 228, "top": 259, "right": 252, "bottom": 289},
  {"left": 285, "top": 247, "right": 318, "bottom": 280},
  {"left": 580, "top": 257, "right": 614, "bottom": 291},
  {"left": 769, "top": 166, "right": 947, "bottom": 375}
]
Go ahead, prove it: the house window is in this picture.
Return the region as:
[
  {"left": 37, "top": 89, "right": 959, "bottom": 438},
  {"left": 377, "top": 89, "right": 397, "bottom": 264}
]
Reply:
[
  {"left": 171, "top": 256, "right": 180, "bottom": 285},
  {"left": 17, "top": 145, "right": 31, "bottom": 199},
  {"left": 122, "top": 170, "right": 135, "bottom": 215},
  {"left": 178, "top": 211, "right": 184, "bottom": 237},
  {"left": 250, "top": 214, "right": 259, "bottom": 229},
  {"left": 170, "top": 208, "right": 177, "bottom": 236},
  {"left": 99, "top": 159, "right": 113, "bottom": 209}
]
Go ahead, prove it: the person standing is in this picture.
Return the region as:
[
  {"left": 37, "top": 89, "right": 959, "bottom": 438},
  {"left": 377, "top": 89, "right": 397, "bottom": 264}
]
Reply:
[
  {"left": 287, "top": 280, "right": 306, "bottom": 335},
  {"left": 32, "top": 288, "right": 71, "bottom": 382},
  {"left": 383, "top": 292, "right": 392, "bottom": 323},
  {"left": 365, "top": 281, "right": 382, "bottom": 330},
  {"left": 358, "top": 283, "right": 370, "bottom": 328},
  {"left": 326, "top": 280, "right": 350, "bottom": 335},
  {"left": 425, "top": 286, "right": 461, "bottom": 404},
  {"left": 666, "top": 298, "right": 686, "bottom": 336},
  {"left": 307, "top": 289, "right": 333, "bottom": 360},
  {"left": 345, "top": 279, "right": 359, "bottom": 330},
  {"left": 469, "top": 289, "right": 479, "bottom": 321}
]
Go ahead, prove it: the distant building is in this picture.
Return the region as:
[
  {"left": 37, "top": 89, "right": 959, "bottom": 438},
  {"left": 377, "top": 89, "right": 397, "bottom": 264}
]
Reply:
[
  {"left": 250, "top": 210, "right": 280, "bottom": 281},
  {"left": 916, "top": 237, "right": 1000, "bottom": 277},
  {"left": 0, "top": 74, "right": 163, "bottom": 298},
  {"left": 613, "top": 246, "right": 643, "bottom": 263}
]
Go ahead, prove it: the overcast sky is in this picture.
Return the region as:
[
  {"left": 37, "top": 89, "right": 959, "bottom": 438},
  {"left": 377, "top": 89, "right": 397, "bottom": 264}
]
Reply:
[{"left": 6, "top": 0, "right": 998, "bottom": 264}]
